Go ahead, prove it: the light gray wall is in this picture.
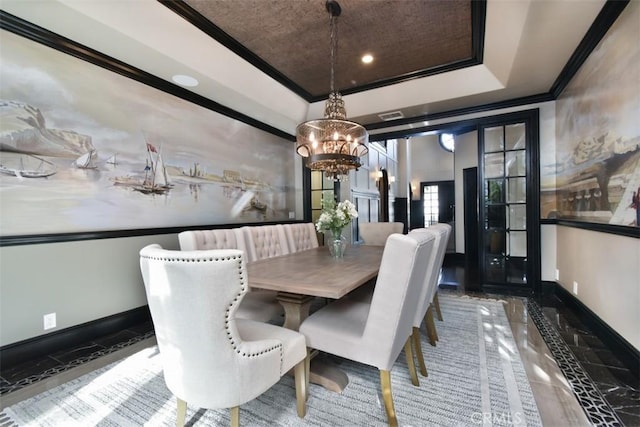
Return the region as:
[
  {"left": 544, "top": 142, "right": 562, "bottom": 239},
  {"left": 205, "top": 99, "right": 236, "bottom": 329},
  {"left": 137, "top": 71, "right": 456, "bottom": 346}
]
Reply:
[
  {"left": 556, "top": 226, "right": 639, "bottom": 350},
  {"left": 409, "top": 134, "right": 454, "bottom": 188},
  {"left": 0, "top": 233, "right": 177, "bottom": 346}
]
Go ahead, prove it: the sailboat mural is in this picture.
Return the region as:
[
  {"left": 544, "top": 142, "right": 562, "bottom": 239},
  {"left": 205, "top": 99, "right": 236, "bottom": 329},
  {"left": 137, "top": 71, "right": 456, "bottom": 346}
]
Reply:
[
  {"left": 73, "top": 149, "right": 97, "bottom": 169},
  {"left": 132, "top": 142, "right": 172, "bottom": 194},
  {"left": 105, "top": 153, "right": 118, "bottom": 166},
  {"left": 0, "top": 154, "right": 56, "bottom": 178},
  {"left": 110, "top": 136, "right": 173, "bottom": 195}
]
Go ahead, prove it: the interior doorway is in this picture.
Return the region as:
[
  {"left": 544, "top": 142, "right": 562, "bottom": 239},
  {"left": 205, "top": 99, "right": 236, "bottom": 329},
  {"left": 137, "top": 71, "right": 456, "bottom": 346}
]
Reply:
[
  {"left": 463, "top": 167, "right": 480, "bottom": 288},
  {"left": 418, "top": 180, "right": 455, "bottom": 252}
]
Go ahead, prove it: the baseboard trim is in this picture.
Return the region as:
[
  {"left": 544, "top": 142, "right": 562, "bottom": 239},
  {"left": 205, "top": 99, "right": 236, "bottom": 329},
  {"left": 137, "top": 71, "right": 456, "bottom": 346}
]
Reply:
[
  {"left": 0, "top": 306, "right": 151, "bottom": 368},
  {"left": 547, "top": 281, "right": 639, "bottom": 376}
]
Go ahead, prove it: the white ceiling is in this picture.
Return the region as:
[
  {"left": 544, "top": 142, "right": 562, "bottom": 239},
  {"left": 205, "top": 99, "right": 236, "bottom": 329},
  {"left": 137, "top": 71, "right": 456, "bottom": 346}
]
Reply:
[{"left": 1, "top": 0, "right": 606, "bottom": 137}]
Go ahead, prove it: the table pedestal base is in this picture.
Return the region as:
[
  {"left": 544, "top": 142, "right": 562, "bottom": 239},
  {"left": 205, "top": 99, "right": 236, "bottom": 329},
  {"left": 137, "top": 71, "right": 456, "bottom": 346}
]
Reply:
[
  {"left": 277, "top": 292, "right": 348, "bottom": 393},
  {"left": 309, "top": 353, "right": 348, "bottom": 393}
]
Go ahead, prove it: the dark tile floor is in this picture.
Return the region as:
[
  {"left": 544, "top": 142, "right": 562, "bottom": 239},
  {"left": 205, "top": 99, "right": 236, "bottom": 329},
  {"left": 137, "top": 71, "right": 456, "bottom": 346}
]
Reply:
[
  {"left": 538, "top": 294, "right": 640, "bottom": 426},
  {"left": 0, "top": 321, "right": 154, "bottom": 395},
  {"left": 1, "top": 261, "right": 638, "bottom": 426},
  {"left": 440, "top": 258, "right": 640, "bottom": 426}
]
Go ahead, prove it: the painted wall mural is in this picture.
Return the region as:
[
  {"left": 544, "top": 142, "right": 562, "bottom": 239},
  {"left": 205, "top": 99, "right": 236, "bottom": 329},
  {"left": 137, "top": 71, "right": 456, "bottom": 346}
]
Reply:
[
  {"left": 545, "top": 2, "right": 640, "bottom": 227},
  {"left": 0, "top": 30, "right": 300, "bottom": 237}
]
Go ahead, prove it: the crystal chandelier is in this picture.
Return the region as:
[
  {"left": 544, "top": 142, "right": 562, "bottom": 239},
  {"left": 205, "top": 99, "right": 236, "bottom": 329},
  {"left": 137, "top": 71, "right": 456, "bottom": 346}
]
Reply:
[{"left": 295, "top": 0, "right": 369, "bottom": 181}]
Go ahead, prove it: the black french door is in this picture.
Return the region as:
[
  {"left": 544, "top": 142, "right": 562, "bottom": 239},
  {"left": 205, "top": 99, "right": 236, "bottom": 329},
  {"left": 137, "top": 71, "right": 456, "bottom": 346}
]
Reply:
[{"left": 478, "top": 110, "right": 540, "bottom": 292}]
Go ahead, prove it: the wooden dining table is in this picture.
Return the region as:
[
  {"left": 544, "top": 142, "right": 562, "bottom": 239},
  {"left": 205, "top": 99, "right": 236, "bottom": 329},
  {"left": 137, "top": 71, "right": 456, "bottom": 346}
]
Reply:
[{"left": 247, "top": 244, "right": 385, "bottom": 392}]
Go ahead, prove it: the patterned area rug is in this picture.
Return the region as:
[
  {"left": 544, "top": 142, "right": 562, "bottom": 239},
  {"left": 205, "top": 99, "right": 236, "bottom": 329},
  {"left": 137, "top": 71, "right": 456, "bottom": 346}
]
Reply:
[{"left": 0, "top": 295, "right": 541, "bottom": 426}]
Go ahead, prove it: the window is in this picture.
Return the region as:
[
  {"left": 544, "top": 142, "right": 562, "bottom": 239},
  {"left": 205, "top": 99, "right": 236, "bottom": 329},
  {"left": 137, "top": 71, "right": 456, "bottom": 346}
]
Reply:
[
  {"left": 423, "top": 185, "right": 439, "bottom": 226},
  {"left": 311, "top": 171, "right": 337, "bottom": 224},
  {"left": 439, "top": 133, "right": 455, "bottom": 152}
]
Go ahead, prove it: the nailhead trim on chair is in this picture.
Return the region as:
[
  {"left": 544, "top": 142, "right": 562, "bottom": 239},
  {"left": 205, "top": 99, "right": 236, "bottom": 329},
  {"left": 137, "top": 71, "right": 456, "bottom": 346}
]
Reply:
[
  {"left": 223, "top": 256, "right": 284, "bottom": 374},
  {"left": 141, "top": 252, "right": 286, "bottom": 373}
]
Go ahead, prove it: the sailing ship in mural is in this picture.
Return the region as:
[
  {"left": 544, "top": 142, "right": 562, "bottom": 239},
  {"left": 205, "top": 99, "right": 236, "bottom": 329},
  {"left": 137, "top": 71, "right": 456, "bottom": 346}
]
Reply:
[
  {"left": 0, "top": 154, "right": 56, "bottom": 178},
  {"left": 73, "top": 149, "right": 97, "bottom": 169},
  {"left": 105, "top": 153, "right": 118, "bottom": 166},
  {"left": 111, "top": 141, "right": 173, "bottom": 194},
  {"left": 133, "top": 143, "right": 172, "bottom": 194}
]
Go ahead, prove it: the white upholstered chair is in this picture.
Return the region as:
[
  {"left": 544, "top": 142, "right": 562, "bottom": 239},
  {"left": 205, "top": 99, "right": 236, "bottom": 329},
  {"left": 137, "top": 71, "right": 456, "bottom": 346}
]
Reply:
[
  {"left": 425, "top": 223, "right": 452, "bottom": 322},
  {"left": 241, "top": 224, "right": 290, "bottom": 261},
  {"left": 178, "top": 229, "right": 283, "bottom": 324},
  {"left": 359, "top": 222, "right": 404, "bottom": 245},
  {"left": 409, "top": 223, "right": 452, "bottom": 376},
  {"left": 283, "top": 223, "right": 319, "bottom": 252},
  {"left": 299, "top": 233, "right": 435, "bottom": 426},
  {"left": 139, "top": 245, "right": 308, "bottom": 427}
]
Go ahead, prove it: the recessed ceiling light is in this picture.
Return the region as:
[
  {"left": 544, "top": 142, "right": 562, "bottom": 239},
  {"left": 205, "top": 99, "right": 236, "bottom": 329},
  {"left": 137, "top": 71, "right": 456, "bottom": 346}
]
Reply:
[
  {"left": 361, "top": 54, "right": 374, "bottom": 64},
  {"left": 172, "top": 74, "right": 199, "bottom": 87}
]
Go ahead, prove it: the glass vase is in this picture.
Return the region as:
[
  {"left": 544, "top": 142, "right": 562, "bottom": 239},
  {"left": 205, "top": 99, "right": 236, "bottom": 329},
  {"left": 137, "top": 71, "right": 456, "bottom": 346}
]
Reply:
[{"left": 327, "top": 230, "right": 347, "bottom": 258}]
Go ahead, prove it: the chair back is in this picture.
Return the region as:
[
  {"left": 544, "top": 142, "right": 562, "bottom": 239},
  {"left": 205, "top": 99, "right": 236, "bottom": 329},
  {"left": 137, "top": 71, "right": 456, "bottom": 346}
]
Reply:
[
  {"left": 139, "top": 245, "right": 282, "bottom": 409},
  {"left": 359, "top": 222, "right": 404, "bottom": 245},
  {"left": 424, "top": 223, "right": 451, "bottom": 302},
  {"left": 362, "top": 232, "right": 435, "bottom": 370},
  {"left": 283, "top": 223, "right": 319, "bottom": 252},
  {"left": 409, "top": 224, "right": 451, "bottom": 325},
  {"left": 242, "top": 224, "right": 290, "bottom": 261},
  {"left": 178, "top": 228, "right": 246, "bottom": 253}
]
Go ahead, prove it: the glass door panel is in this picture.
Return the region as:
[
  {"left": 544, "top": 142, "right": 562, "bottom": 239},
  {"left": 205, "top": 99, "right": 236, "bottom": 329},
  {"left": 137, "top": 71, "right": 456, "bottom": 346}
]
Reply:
[
  {"left": 480, "top": 116, "right": 535, "bottom": 288},
  {"left": 505, "top": 123, "right": 525, "bottom": 150},
  {"left": 509, "top": 205, "right": 527, "bottom": 230},
  {"left": 485, "top": 179, "right": 504, "bottom": 204},
  {"left": 507, "top": 258, "right": 527, "bottom": 284},
  {"left": 485, "top": 206, "right": 505, "bottom": 228},
  {"left": 484, "top": 153, "right": 504, "bottom": 178},
  {"left": 508, "top": 231, "right": 527, "bottom": 256},
  {"left": 484, "top": 127, "right": 504, "bottom": 152},
  {"left": 506, "top": 151, "right": 526, "bottom": 176},
  {"left": 507, "top": 177, "right": 526, "bottom": 203}
]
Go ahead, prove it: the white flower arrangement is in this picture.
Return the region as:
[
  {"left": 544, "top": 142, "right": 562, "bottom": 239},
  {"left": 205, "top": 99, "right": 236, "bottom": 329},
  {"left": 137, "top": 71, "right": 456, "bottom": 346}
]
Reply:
[{"left": 315, "top": 199, "right": 358, "bottom": 236}]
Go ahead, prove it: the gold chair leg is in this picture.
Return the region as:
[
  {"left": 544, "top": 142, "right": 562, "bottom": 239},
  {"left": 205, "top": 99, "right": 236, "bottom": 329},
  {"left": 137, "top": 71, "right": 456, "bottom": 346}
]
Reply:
[
  {"left": 176, "top": 398, "right": 187, "bottom": 427},
  {"left": 294, "top": 358, "right": 307, "bottom": 418},
  {"left": 412, "top": 327, "right": 428, "bottom": 377},
  {"left": 305, "top": 349, "right": 311, "bottom": 402},
  {"left": 434, "top": 293, "right": 443, "bottom": 321},
  {"left": 404, "top": 337, "right": 419, "bottom": 387},
  {"left": 425, "top": 306, "right": 439, "bottom": 346},
  {"left": 380, "top": 370, "right": 399, "bottom": 427},
  {"left": 230, "top": 406, "right": 240, "bottom": 427}
]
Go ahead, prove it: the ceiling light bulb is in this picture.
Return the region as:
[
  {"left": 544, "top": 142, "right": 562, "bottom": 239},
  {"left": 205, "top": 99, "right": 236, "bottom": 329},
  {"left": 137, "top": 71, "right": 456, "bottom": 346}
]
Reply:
[{"left": 361, "top": 54, "right": 374, "bottom": 64}]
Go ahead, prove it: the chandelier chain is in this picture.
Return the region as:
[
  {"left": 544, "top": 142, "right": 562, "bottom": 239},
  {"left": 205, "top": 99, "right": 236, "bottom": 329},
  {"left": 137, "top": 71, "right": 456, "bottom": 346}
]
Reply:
[{"left": 329, "top": 11, "right": 338, "bottom": 94}]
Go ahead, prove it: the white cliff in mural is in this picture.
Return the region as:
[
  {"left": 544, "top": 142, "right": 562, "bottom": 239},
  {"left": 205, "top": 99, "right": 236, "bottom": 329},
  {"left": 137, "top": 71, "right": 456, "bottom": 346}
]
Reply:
[{"left": 0, "top": 100, "right": 95, "bottom": 157}]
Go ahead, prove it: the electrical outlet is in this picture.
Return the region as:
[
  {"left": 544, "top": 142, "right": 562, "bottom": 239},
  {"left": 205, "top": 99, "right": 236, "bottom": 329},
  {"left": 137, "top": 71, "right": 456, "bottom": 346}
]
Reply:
[
  {"left": 572, "top": 281, "right": 578, "bottom": 295},
  {"left": 289, "top": 211, "right": 295, "bottom": 219},
  {"left": 43, "top": 313, "right": 56, "bottom": 330},
  {"left": 555, "top": 269, "right": 560, "bottom": 281}
]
